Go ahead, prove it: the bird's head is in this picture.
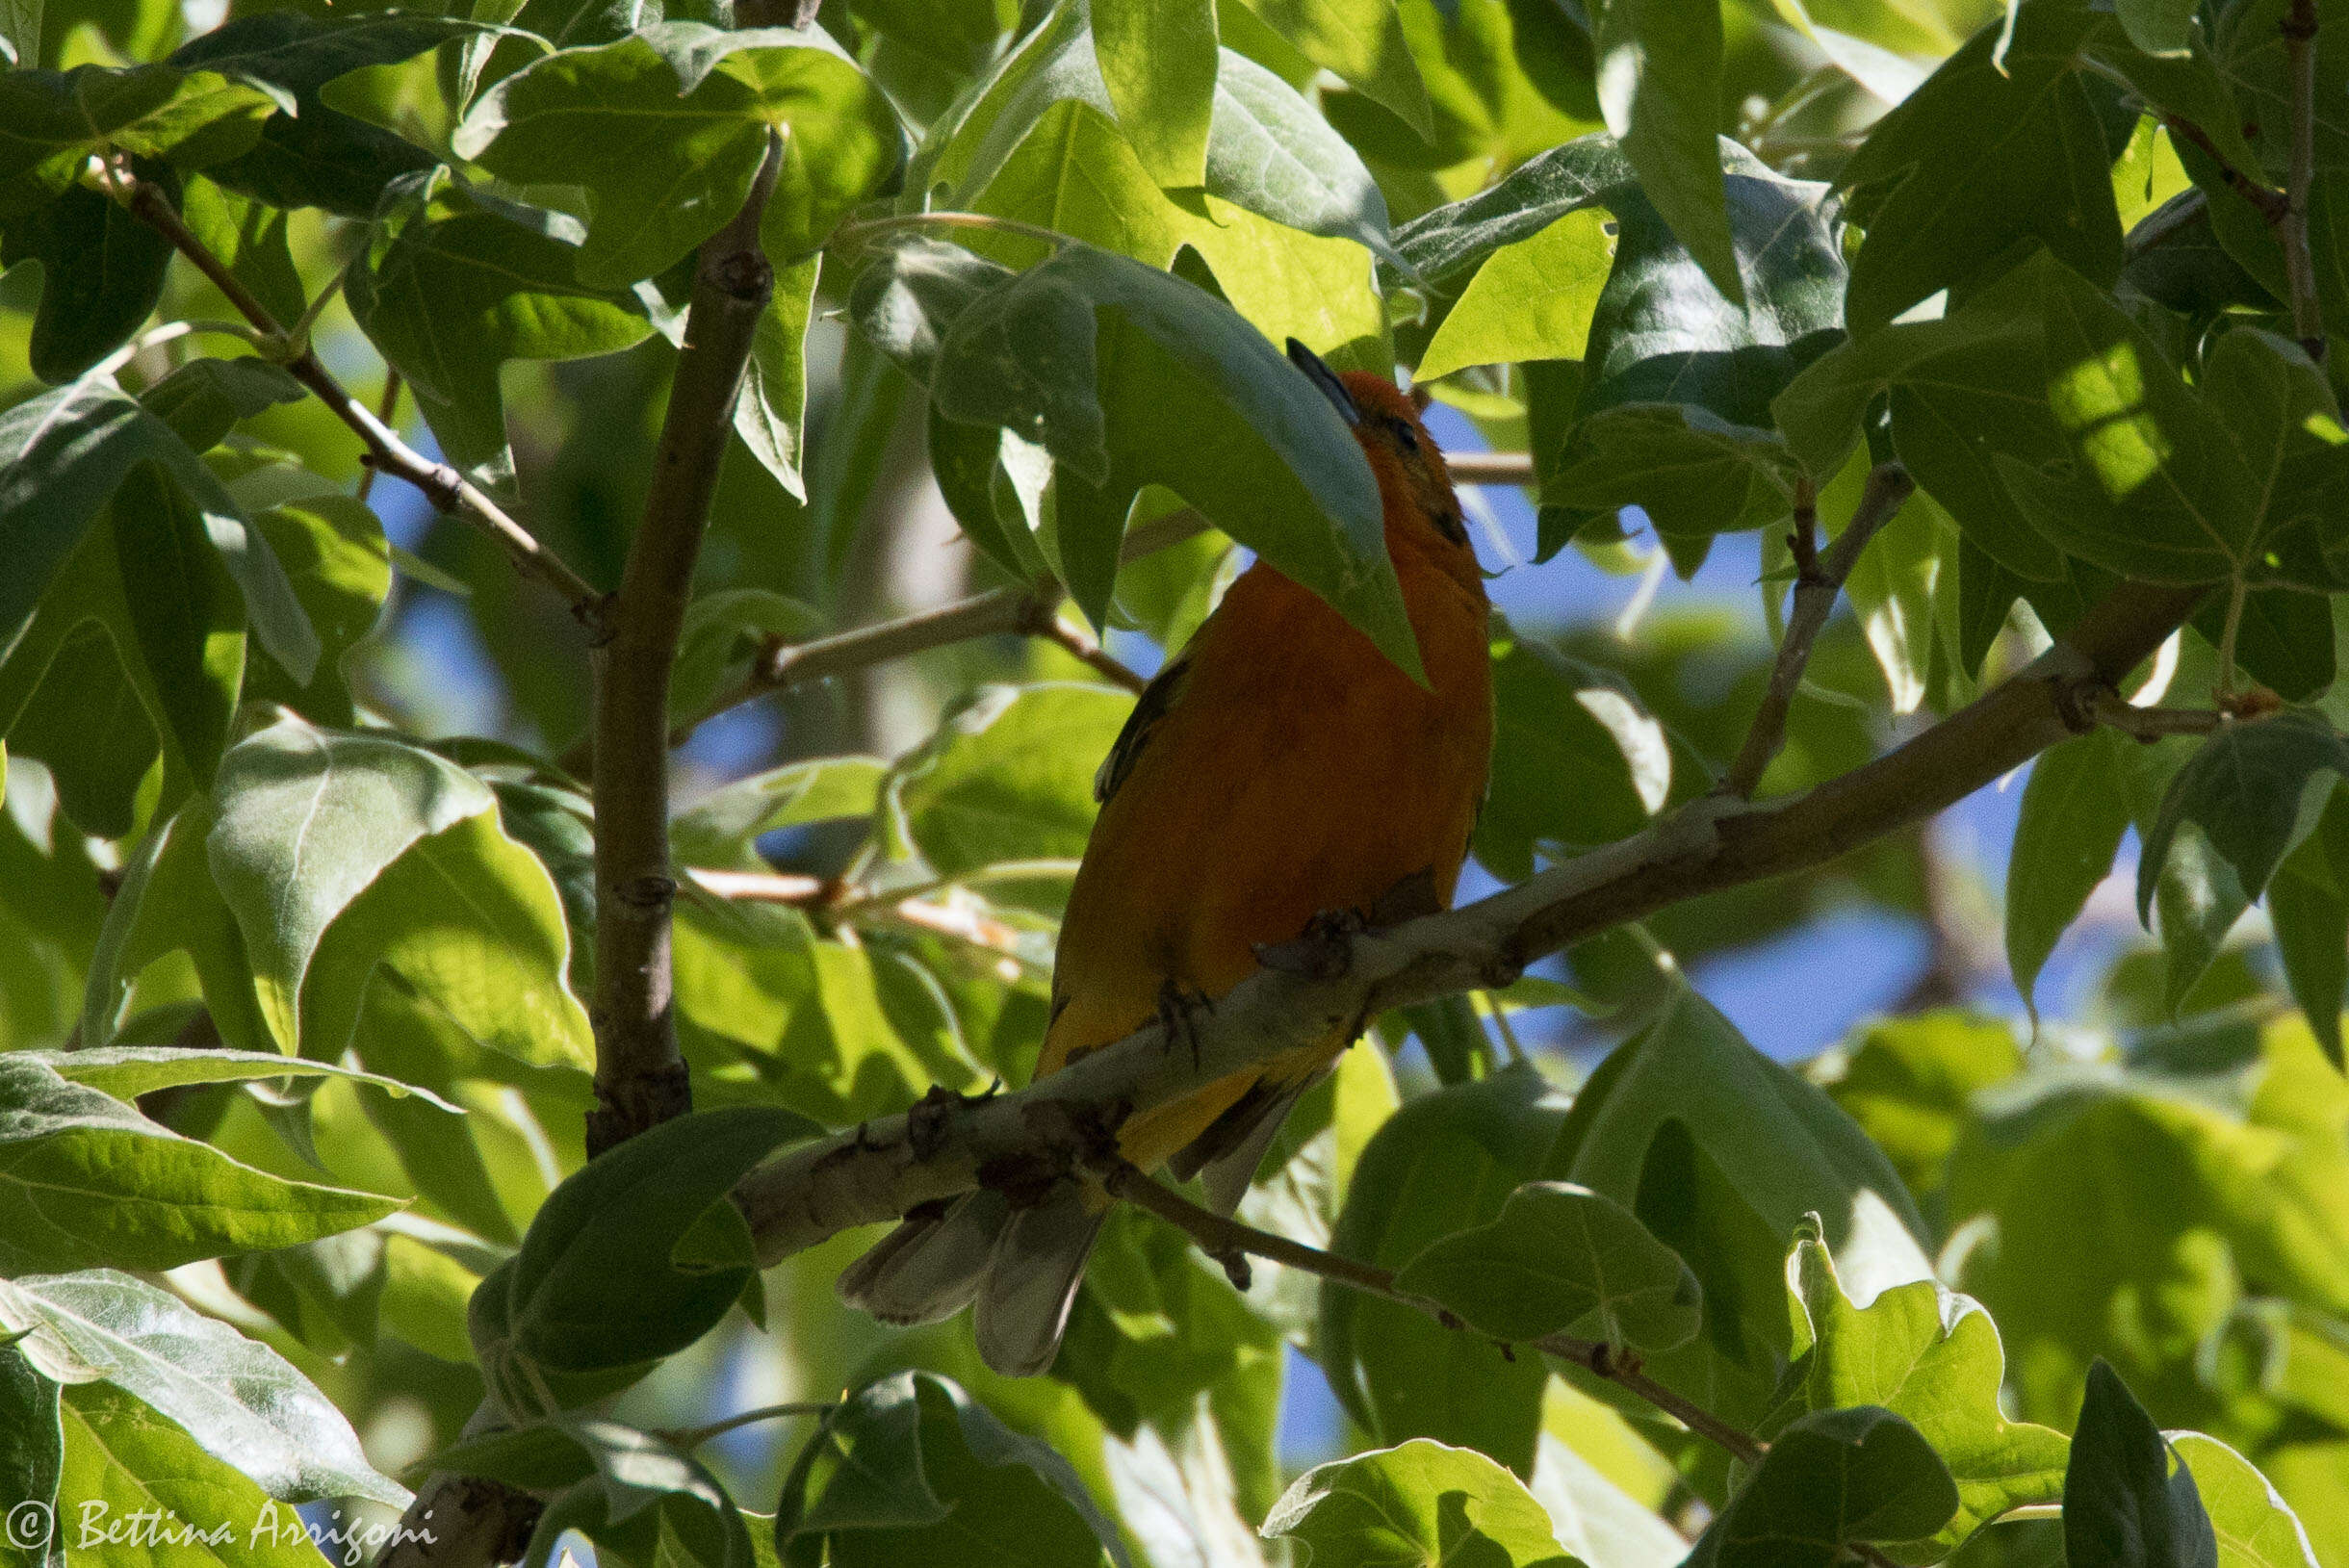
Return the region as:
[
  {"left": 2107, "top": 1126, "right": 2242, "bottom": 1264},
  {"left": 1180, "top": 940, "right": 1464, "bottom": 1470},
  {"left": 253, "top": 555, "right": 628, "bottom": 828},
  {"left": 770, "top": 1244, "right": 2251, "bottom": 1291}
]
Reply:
[{"left": 1285, "top": 340, "right": 1482, "bottom": 596}]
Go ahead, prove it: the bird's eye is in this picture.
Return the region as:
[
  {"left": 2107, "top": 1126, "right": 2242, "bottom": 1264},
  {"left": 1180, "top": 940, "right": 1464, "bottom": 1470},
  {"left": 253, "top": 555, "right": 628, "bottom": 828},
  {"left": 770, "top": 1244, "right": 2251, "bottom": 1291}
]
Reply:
[{"left": 1385, "top": 416, "right": 1420, "bottom": 454}]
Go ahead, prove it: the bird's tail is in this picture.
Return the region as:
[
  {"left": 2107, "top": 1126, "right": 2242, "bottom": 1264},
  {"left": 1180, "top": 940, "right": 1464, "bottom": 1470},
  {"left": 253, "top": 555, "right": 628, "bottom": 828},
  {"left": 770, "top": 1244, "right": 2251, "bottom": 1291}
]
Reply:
[{"left": 835, "top": 1183, "right": 1104, "bottom": 1377}]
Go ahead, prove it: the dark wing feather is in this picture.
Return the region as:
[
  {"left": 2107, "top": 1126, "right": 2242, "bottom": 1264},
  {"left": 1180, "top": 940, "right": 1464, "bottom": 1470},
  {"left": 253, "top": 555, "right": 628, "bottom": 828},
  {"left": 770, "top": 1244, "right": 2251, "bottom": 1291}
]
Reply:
[{"left": 1094, "top": 651, "right": 1192, "bottom": 805}]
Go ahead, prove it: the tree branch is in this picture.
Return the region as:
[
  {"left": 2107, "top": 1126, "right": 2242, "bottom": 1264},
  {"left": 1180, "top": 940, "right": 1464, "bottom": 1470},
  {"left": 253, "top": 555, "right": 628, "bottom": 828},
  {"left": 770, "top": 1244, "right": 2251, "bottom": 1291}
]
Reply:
[
  {"left": 2282, "top": 0, "right": 2326, "bottom": 360},
  {"left": 2159, "top": 113, "right": 2290, "bottom": 222},
  {"left": 587, "top": 133, "right": 784, "bottom": 1158},
  {"left": 1722, "top": 464, "right": 1914, "bottom": 799},
  {"left": 1013, "top": 596, "right": 1149, "bottom": 693},
  {"left": 1101, "top": 1163, "right": 1773, "bottom": 1472},
  {"left": 1444, "top": 450, "right": 1535, "bottom": 484},
  {"left": 112, "top": 168, "right": 607, "bottom": 627},
  {"left": 733, "top": 577, "right": 2203, "bottom": 1263}
]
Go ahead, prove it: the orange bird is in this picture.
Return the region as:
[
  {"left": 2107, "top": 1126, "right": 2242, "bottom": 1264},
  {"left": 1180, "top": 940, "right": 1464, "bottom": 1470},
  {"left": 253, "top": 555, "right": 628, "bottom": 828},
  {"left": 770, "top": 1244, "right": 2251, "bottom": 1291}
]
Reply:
[{"left": 839, "top": 344, "right": 1494, "bottom": 1375}]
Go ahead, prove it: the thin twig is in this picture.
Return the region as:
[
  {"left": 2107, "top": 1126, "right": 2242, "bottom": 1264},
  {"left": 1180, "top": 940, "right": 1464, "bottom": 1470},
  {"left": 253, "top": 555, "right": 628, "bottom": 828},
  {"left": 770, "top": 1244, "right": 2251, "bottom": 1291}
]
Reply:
[
  {"left": 2282, "top": 0, "right": 2326, "bottom": 359},
  {"left": 586, "top": 131, "right": 784, "bottom": 1159},
  {"left": 682, "top": 867, "right": 1032, "bottom": 963},
  {"left": 1101, "top": 1164, "right": 1768, "bottom": 1467},
  {"left": 1444, "top": 450, "right": 1535, "bottom": 484},
  {"left": 1015, "top": 598, "right": 1149, "bottom": 693},
  {"left": 2088, "top": 690, "right": 2227, "bottom": 738},
  {"left": 2160, "top": 114, "right": 2289, "bottom": 222},
  {"left": 661, "top": 1401, "right": 839, "bottom": 1450},
  {"left": 1722, "top": 464, "right": 1914, "bottom": 798},
  {"left": 355, "top": 371, "right": 402, "bottom": 504},
  {"left": 111, "top": 167, "right": 607, "bottom": 626}
]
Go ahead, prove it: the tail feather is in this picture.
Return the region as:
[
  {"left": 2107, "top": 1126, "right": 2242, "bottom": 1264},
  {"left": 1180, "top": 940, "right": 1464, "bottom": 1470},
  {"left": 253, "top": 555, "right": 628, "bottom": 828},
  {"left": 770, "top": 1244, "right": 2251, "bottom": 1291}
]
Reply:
[
  {"left": 974, "top": 1182, "right": 1104, "bottom": 1377},
  {"left": 835, "top": 1190, "right": 1009, "bottom": 1326}
]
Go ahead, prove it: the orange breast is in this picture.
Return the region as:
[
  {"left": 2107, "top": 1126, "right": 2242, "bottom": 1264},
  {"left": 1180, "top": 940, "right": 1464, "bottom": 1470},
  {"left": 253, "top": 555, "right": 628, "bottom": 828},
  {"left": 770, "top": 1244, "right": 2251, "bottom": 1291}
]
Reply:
[{"left": 1037, "top": 547, "right": 1493, "bottom": 1170}]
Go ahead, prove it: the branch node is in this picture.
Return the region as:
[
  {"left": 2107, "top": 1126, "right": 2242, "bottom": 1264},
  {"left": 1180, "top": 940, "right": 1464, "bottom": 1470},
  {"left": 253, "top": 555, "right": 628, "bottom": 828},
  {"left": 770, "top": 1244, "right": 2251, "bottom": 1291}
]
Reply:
[
  {"left": 2052, "top": 676, "right": 2110, "bottom": 735},
  {"left": 615, "top": 874, "right": 677, "bottom": 912}
]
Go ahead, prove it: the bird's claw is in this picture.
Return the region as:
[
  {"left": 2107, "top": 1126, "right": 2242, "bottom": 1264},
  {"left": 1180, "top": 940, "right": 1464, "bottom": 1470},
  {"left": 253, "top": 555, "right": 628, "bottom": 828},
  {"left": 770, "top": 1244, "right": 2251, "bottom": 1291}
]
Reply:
[{"left": 1156, "top": 979, "right": 1214, "bottom": 1070}]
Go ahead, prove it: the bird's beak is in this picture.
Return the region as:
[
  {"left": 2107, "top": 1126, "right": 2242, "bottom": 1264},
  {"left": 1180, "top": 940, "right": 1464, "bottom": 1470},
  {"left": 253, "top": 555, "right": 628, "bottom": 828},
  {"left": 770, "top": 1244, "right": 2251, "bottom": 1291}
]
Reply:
[{"left": 1286, "top": 338, "right": 1361, "bottom": 427}]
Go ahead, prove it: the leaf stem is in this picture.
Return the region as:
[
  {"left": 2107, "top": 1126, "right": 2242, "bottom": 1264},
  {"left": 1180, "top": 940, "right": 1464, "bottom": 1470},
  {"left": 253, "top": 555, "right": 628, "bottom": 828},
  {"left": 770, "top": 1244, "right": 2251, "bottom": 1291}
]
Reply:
[
  {"left": 2282, "top": 0, "right": 2327, "bottom": 360},
  {"left": 827, "top": 210, "right": 1076, "bottom": 257},
  {"left": 355, "top": 371, "right": 401, "bottom": 503},
  {"left": 109, "top": 166, "right": 607, "bottom": 627},
  {"left": 586, "top": 130, "right": 785, "bottom": 1158},
  {"left": 1722, "top": 463, "right": 1913, "bottom": 798},
  {"left": 661, "top": 1401, "right": 839, "bottom": 1450},
  {"left": 2215, "top": 572, "right": 2248, "bottom": 705}
]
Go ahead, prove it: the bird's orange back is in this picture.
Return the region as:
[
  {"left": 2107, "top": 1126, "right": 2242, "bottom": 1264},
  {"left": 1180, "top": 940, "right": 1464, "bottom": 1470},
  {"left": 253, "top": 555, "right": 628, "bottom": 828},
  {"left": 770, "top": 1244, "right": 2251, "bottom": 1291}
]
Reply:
[{"left": 1038, "top": 371, "right": 1494, "bottom": 1172}]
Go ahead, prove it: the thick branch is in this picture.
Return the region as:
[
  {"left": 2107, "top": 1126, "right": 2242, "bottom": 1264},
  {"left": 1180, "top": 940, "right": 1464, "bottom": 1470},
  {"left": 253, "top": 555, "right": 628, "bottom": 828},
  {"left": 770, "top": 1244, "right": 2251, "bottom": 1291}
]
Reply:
[
  {"left": 1722, "top": 464, "right": 1914, "bottom": 799},
  {"left": 114, "top": 170, "right": 606, "bottom": 625},
  {"left": 2283, "top": 0, "right": 2326, "bottom": 359},
  {"left": 587, "top": 136, "right": 783, "bottom": 1158},
  {"left": 734, "top": 578, "right": 2203, "bottom": 1261}
]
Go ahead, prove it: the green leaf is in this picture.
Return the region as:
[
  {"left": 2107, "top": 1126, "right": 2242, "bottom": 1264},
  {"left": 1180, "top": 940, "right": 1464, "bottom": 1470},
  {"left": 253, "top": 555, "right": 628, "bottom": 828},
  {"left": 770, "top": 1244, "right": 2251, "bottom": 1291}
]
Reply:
[
  {"left": 1578, "top": 152, "right": 1844, "bottom": 428},
  {"left": 1545, "top": 985, "right": 1934, "bottom": 1305},
  {"left": 440, "top": 1417, "right": 756, "bottom": 1568},
  {"left": 168, "top": 12, "right": 487, "bottom": 216},
  {"left": 2166, "top": 1432, "right": 2324, "bottom": 1568},
  {"left": 1389, "top": 135, "right": 1636, "bottom": 290},
  {"left": 1997, "top": 251, "right": 2248, "bottom": 583},
  {"left": 2066, "top": 1360, "right": 2219, "bottom": 1568},
  {"left": 1095, "top": 0, "right": 1217, "bottom": 188},
  {"left": 933, "top": 17, "right": 1393, "bottom": 256},
  {"left": 1232, "top": 0, "right": 1429, "bottom": 137},
  {"left": 0, "top": 1267, "right": 409, "bottom": 1505},
  {"left": 963, "top": 98, "right": 1386, "bottom": 359},
  {"left": 56, "top": 1378, "right": 375, "bottom": 1567},
  {"left": 890, "top": 682, "right": 1131, "bottom": 883},
  {"left": 1546, "top": 405, "right": 1795, "bottom": 541},
  {"left": 1684, "top": 1406, "right": 1957, "bottom": 1566},
  {"left": 0, "top": 377, "right": 319, "bottom": 684},
  {"left": 0, "top": 1347, "right": 60, "bottom": 1568},
  {"left": 1322, "top": 1062, "right": 1567, "bottom": 1474},
  {"left": 0, "top": 459, "right": 245, "bottom": 830},
  {"left": 1820, "top": 1012, "right": 2024, "bottom": 1215},
  {"left": 241, "top": 493, "right": 392, "bottom": 728},
  {"left": 0, "top": 64, "right": 275, "bottom": 213},
  {"left": 179, "top": 176, "right": 305, "bottom": 327},
  {"left": 1, "top": 177, "right": 175, "bottom": 384},
  {"left": 1474, "top": 630, "right": 1674, "bottom": 882},
  {"left": 1392, "top": 1180, "right": 1699, "bottom": 1350},
  {"left": 0, "top": 1054, "right": 399, "bottom": 1273},
  {"left": 1944, "top": 1021, "right": 2349, "bottom": 1429},
  {"left": 1783, "top": 1227, "right": 2070, "bottom": 1561},
  {"left": 1592, "top": 0, "right": 1739, "bottom": 305},
  {"left": 2007, "top": 730, "right": 2134, "bottom": 1011},
  {"left": 672, "top": 754, "right": 886, "bottom": 868},
  {"left": 140, "top": 355, "right": 305, "bottom": 453},
  {"left": 667, "top": 589, "right": 827, "bottom": 734},
  {"left": 24, "top": 1044, "right": 458, "bottom": 1109},
  {"left": 1772, "top": 275, "right": 2071, "bottom": 579},
  {"left": 1838, "top": 3, "right": 2122, "bottom": 332},
  {"left": 206, "top": 716, "right": 491, "bottom": 1048},
  {"left": 454, "top": 23, "right": 904, "bottom": 288},
  {"left": 2270, "top": 788, "right": 2349, "bottom": 1068},
  {"left": 734, "top": 253, "right": 821, "bottom": 501},
  {"left": 1262, "top": 1438, "right": 1583, "bottom": 1567},
  {"left": 344, "top": 170, "right": 658, "bottom": 496},
  {"left": 478, "top": 1106, "right": 817, "bottom": 1405},
  {"left": 81, "top": 793, "right": 272, "bottom": 1055},
  {"left": 855, "top": 239, "right": 1413, "bottom": 671},
  {"left": 775, "top": 1370, "right": 1127, "bottom": 1568},
  {"left": 2139, "top": 714, "right": 2349, "bottom": 920},
  {"left": 1417, "top": 207, "right": 1612, "bottom": 380}
]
